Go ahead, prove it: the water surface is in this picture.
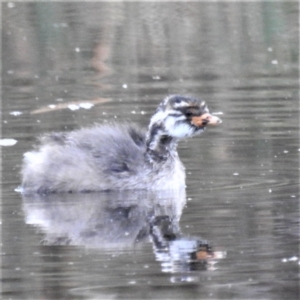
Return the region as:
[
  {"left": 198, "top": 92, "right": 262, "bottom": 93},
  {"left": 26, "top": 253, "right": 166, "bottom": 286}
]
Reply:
[{"left": 2, "top": 2, "right": 299, "bottom": 300}]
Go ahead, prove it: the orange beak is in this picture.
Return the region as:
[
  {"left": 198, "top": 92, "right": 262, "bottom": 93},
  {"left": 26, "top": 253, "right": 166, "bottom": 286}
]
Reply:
[
  {"left": 196, "top": 250, "right": 214, "bottom": 260},
  {"left": 191, "top": 113, "right": 222, "bottom": 127}
]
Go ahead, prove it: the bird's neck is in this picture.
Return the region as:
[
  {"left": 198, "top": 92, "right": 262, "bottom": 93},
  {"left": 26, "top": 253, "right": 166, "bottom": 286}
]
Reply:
[{"left": 145, "top": 124, "right": 178, "bottom": 163}]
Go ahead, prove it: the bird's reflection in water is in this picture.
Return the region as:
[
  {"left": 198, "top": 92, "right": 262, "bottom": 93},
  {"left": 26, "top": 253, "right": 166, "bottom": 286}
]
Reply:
[{"left": 22, "top": 189, "right": 225, "bottom": 274}]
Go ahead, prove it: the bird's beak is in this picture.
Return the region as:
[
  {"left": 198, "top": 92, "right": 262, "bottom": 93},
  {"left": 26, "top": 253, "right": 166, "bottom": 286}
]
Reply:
[{"left": 191, "top": 113, "right": 222, "bottom": 127}]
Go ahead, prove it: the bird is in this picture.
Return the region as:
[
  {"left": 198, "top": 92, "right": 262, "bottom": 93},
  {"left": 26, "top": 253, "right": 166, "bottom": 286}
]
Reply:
[{"left": 21, "top": 95, "right": 221, "bottom": 193}]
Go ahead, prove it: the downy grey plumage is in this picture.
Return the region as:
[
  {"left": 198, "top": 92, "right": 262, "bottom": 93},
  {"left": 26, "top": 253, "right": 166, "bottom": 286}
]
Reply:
[{"left": 21, "top": 95, "right": 221, "bottom": 193}]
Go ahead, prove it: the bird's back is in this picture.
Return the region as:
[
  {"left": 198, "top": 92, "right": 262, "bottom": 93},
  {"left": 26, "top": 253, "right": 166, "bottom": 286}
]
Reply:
[{"left": 22, "top": 123, "right": 147, "bottom": 193}]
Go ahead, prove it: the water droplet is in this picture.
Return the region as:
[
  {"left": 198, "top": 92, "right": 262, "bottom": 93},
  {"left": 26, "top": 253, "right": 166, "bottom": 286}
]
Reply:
[
  {"left": 7, "top": 2, "right": 15, "bottom": 8},
  {"left": 152, "top": 75, "right": 161, "bottom": 80},
  {"left": 212, "top": 112, "right": 224, "bottom": 115},
  {"left": 170, "top": 276, "right": 196, "bottom": 283}
]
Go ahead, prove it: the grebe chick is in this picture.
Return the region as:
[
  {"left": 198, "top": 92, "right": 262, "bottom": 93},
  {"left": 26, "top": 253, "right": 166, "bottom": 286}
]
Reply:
[{"left": 21, "top": 95, "right": 221, "bottom": 193}]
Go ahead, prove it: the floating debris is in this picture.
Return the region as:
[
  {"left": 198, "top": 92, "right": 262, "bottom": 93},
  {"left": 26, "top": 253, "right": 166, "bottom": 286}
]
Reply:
[
  {"left": 68, "top": 104, "right": 80, "bottom": 111},
  {"left": 30, "top": 98, "right": 110, "bottom": 114},
  {"left": 10, "top": 111, "right": 22, "bottom": 116},
  {"left": 79, "top": 102, "right": 94, "bottom": 109},
  {"left": 67, "top": 103, "right": 94, "bottom": 110},
  {"left": 282, "top": 256, "right": 298, "bottom": 263},
  {"left": 288, "top": 256, "right": 298, "bottom": 261},
  {"left": 0, "top": 139, "right": 18, "bottom": 146},
  {"left": 14, "top": 186, "right": 23, "bottom": 193}
]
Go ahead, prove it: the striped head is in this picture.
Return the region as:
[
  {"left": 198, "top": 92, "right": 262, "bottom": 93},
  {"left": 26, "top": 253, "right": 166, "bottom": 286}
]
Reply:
[{"left": 149, "top": 95, "right": 222, "bottom": 139}]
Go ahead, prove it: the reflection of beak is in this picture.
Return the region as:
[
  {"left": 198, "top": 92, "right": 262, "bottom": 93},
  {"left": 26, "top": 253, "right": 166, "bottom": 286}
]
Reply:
[{"left": 191, "top": 113, "right": 222, "bottom": 127}]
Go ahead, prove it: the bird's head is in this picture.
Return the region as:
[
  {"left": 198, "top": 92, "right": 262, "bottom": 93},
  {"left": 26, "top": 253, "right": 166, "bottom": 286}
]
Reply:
[{"left": 149, "top": 95, "right": 222, "bottom": 139}]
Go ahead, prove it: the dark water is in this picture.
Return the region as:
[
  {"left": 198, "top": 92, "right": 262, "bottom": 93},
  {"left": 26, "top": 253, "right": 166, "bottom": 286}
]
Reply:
[{"left": 2, "top": 2, "right": 299, "bottom": 300}]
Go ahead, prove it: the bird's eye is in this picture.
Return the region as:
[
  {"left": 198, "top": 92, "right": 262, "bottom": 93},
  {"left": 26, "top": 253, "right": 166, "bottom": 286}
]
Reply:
[{"left": 185, "top": 111, "right": 193, "bottom": 117}]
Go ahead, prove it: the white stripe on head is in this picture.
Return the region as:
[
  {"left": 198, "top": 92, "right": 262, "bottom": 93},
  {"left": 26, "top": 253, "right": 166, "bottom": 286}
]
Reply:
[
  {"left": 149, "top": 110, "right": 168, "bottom": 128},
  {"left": 164, "top": 116, "right": 194, "bottom": 138},
  {"left": 149, "top": 108, "right": 184, "bottom": 128},
  {"left": 173, "top": 101, "right": 190, "bottom": 108}
]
